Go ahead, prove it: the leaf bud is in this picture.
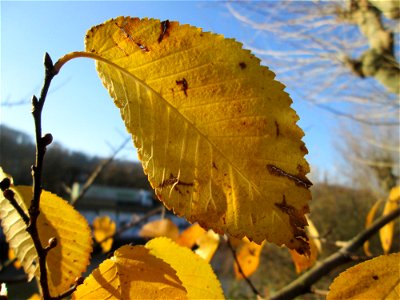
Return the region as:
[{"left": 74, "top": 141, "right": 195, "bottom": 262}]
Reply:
[
  {"left": 0, "top": 178, "right": 11, "bottom": 191},
  {"left": 75, "top": 276, "right": 84, "bottom": 286},
  {"left": 42, "top": 133, "right": 53, "bottom": 146},
  {"left": 3, "top": 189, "right": 15, "bottom": 200},
  {"left": 48, "top": 237, "right": 58, "bottom": 249}
]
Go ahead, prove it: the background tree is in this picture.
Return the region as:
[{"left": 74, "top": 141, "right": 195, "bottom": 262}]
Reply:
[{"left": 228, "top": 0, "right": 399, "bottom": 190}]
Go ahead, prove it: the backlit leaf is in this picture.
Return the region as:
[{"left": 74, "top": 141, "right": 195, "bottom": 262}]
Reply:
[
  {"left": 72, "top": 244, "right": 187, "bottom": 299},
  {"left": 363, "top": 198, "right": 384, "bottom": 256},
  {"left": 84, "top": 17, "right": 312, "bottom": 253},
  {"left": 327, "top": 253, "right": 400, "bottom": 300},
  {"left": 380, "top": 186, "right": 400, "bottom": 254},
  {"left": 177, "top": 223, "right": 220, "bottom": 262},
  {"left": 233, "top": 237, "right": 265, "bottom": 279},
  {"left": 139, "top": 218, "right": 179, "bottom": 241},
  {"left": 289, "top": 236, "right": 318, "bottom": 274},
  {"left": 146, "top": 237, "right": 224, "bottom": 299},
  {"left": 93, "top": 216, "right": 116, "bottom": 253},
  {"left": 0, "top": 174, "right": 92, "bottom": 296}
]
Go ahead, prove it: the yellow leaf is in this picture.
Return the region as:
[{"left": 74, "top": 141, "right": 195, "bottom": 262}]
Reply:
[
  {"left": 93, "top": 216, "right": 116, "bottom": 253},
  {"left": 177, "top": 224, "right": 219, "bottom": 262},
  {"left": 146, "top": 237, "right": 225, "bottom": 299},
  {"left": 327, "top": 253, "right": 400, "bottom": 300},
  {"left": 73, "top": 244, "right": 187, "bottom": 299},
  {"left": 28, "top": 293, "right": 41, "bottom": 300},
  {"left": 380, "top": 186, "right": 400, "bottom": 254},
  {"left": 363, "top": 198, "right": 384, "bottom": 256},
  {"left": 177, "top": 223, "right": 207, "bottom": 248},
  {"left": 8, "top": 248, "right": 21, "bottom": 269},
  {"left": 84, "top": 17, "right": 312, "bottom": 254},
  {"left": 306, "top": 216, "right": 321, "bottom": 253},
  {"left": 0, "top": 179, "right": 92, "bottom": 296},
  {"left": 289, "top": 237, "right": 319, "bottom": 274},
  {"left": 139, "top": 218, "right": 179, "bottom": 240},
  {"left": 233, "top": 237, "right": 265, "bottom": 279},
  {"left": 194, "top": 230, "right": 220, "bottom": 262}
]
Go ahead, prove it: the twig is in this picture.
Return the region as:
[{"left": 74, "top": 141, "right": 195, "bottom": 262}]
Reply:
[
  {"left": 70, "top": 137, "right": 130, "bottom": 205},
  {"left": 270, "top": 206, "right": 400, "bottom": 300},
  {"left": 226, "top": 238, "right": 263, "bottom": 299},
  {"left": 25, "top": 53, "right": 58, "bottom": 300}
]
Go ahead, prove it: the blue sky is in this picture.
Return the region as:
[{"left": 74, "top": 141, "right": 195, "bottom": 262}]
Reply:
[{"left": 1, "top": 1, "right": 338, "bottom": 181}]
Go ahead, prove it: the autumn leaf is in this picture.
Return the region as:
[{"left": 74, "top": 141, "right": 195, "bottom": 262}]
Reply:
[
  {"left": 8, "top": 248, "right": 21, "bottom": 269},
  {"left": 177, "top": 223, "right": 220, "bottom": 262},
  {"left": 72, "top": 244, "right": 187, "bottom": 299},
  {"left": 0, "top": 171, "right": 92, "bottom": 296},
  {"left": 327, "top": 253, "right": 400, "bottom": 300},
  {"left": 363, "top": 198, "right": 384, "bottom": 256},
  {"left": 73, "top": 237, "right": 224, "bottom": 299},
  {"left": 140, "top": 218, "right": 179, "bottom": 240},
  {"left": 146, "top": 237, "right": 224, "bottom": 299},
  {"left": 380, "top": 186, "right": 400, "bottom": 254},
  {"left": 93, "top": 216, "right": 116, "bottom": 253},
  {"left": 84, "top": 17, "right": 312, "bottom": 254},
  {"left": 233, "top": 237, "right": 265, "bottom": 279}
]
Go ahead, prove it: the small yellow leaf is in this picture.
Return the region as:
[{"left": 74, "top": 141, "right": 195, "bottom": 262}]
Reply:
[
  {"left": 289, "top": 237, "right": 318, "bottom": 274},
  {"left": 194, "top": 230, "right": 220, "bottom": 262},
  {"left": 146, "top": 237, "right": 225, "bottom": 299},
  {"left": 327, "top": 253, "right": 400, "bottom": 300},
  {"left": 139, "top": 219, "right": 179, "bottom": 241},
  {"left": 8, "top": 248, "right": 21, "bottom": 269},
  {"left": 177, "top": 224, "right": 219, "bottom": 262},
  {"left": 0, "top": 175, "right": 92, "bottom": 296},
  {"left": 85, "top": 17, "right": 312, "bottom": 254},
  {"left": 233, "top": 237, "right": 265, "bottom": 279},
  {"left": 363, "top": 198, "right": 384, "bottom": 256},
  {"left": 93, "top": 216, "right": 116, "bottom": 253},
  {"left": 380, "top": 186, "right": 400, "bottom": 254},
  {"left": 177, "top": 223, "right": 207, "bottom": 248},
  {"left": 27, "top": 293, "right": 41, "bottom": 300},
  {"left": 73, "top": 244, "right": 187, "bottom": 299},
  {"left": 306, "top": 216, "right": 321, "bottom": 253}
]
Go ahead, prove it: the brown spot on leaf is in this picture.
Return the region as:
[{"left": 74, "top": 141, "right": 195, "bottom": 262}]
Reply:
[
  {"left": 158, "top": 173, "right": 193, "bottom": 195},
  {"left": 212, "top": 162, "right": 218, "bottom": 170},
  {"left": 136, "top": 42, "right": 149, "bottom": 52},
  {"left": 300, "top": 143, "right": 308, "bottom": 154},
  {"left": 372, "top": 275, "right": 379, "bottom": 280},
  {"left": 275, "top": 196, "right": 310, "bottom": 255},
  {"left": 158, "top": 20, "right": 170, "bottom": 43},
  {"left": 239, "top": 62, "right": 246, "bottom": 69},
  {"left": 267, "top": 164, "right": 312, "bottom": 188},
  {"left": 176, "top": 78, "right": 188, "bottom": 96},
  {"left": 275, "top": 121, "right": 280, "bottom": 137}
]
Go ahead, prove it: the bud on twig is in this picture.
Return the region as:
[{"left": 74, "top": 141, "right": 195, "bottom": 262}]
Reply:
[
  {"left": 42, "top": 133, "right": 53, "bottom": 146},
  {"left": 0, "top": 178, "right": 11, "bottom": 191},
  {"left": 3, "top": 189, "right": 15, "bottom": 201}
]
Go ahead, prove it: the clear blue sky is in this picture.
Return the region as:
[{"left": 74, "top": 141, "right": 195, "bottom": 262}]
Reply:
[{"left": 1, "top": 1, "right": 338, "bottom": 181}]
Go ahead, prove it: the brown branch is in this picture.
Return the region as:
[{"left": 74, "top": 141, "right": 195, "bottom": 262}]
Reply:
[
  {"left": 25, "top": 53, "right": 58, "bottom": 300},
  {"left": 226, "top": 238, "right": 263, "bottom": 299},
  {"left": 270, "top": 206, "right": 400, "bottom": 300}
]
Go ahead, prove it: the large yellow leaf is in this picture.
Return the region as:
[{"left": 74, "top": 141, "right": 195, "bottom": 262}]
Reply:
[
  {"left": 93, "top": 216, "right": 116, "bottom": 253},
  {"left": 380, "top": 186, "right": 400, "bottom": 254},
  {"left": 0, "top": 182, "right": 92, "bottom": 296},
  {"left": 139, "top": 218, "right": 180, "bottom": 241},
  {"left": 327, "top": 253, "right": 400, "bottom": 300},
  {"left": 72, "top": 244, "right": 187, "bottom": 299},
  {"left": 84, "top": 17, "right": 312, "bottom": 253},
  {"left": 146, "top": 237, "right": 224, "bottom": 299}
]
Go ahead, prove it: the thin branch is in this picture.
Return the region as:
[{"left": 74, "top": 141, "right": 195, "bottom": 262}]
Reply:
[
  {"left": 270, "top": 206, "right": 400, "bottom": 300},
  {"left": 26, "top": 53, "right": 58, "bottom": 300},
  {"left": 70, "top": 137, "right": 130, "bottom": 205},
  {"left": 226, "top": 238, "right": 263, "bottom": 299}
]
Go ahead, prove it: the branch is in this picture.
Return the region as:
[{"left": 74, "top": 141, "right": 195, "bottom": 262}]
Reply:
[
  {"left": 26, "top": 53, "right": 58, "bottom": 300},
  {"left": 270, "top": 206, "right": 400, "bottom": 300},
  {"left": 70, "top": 137, "right": 130, "bottom": 205}
]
